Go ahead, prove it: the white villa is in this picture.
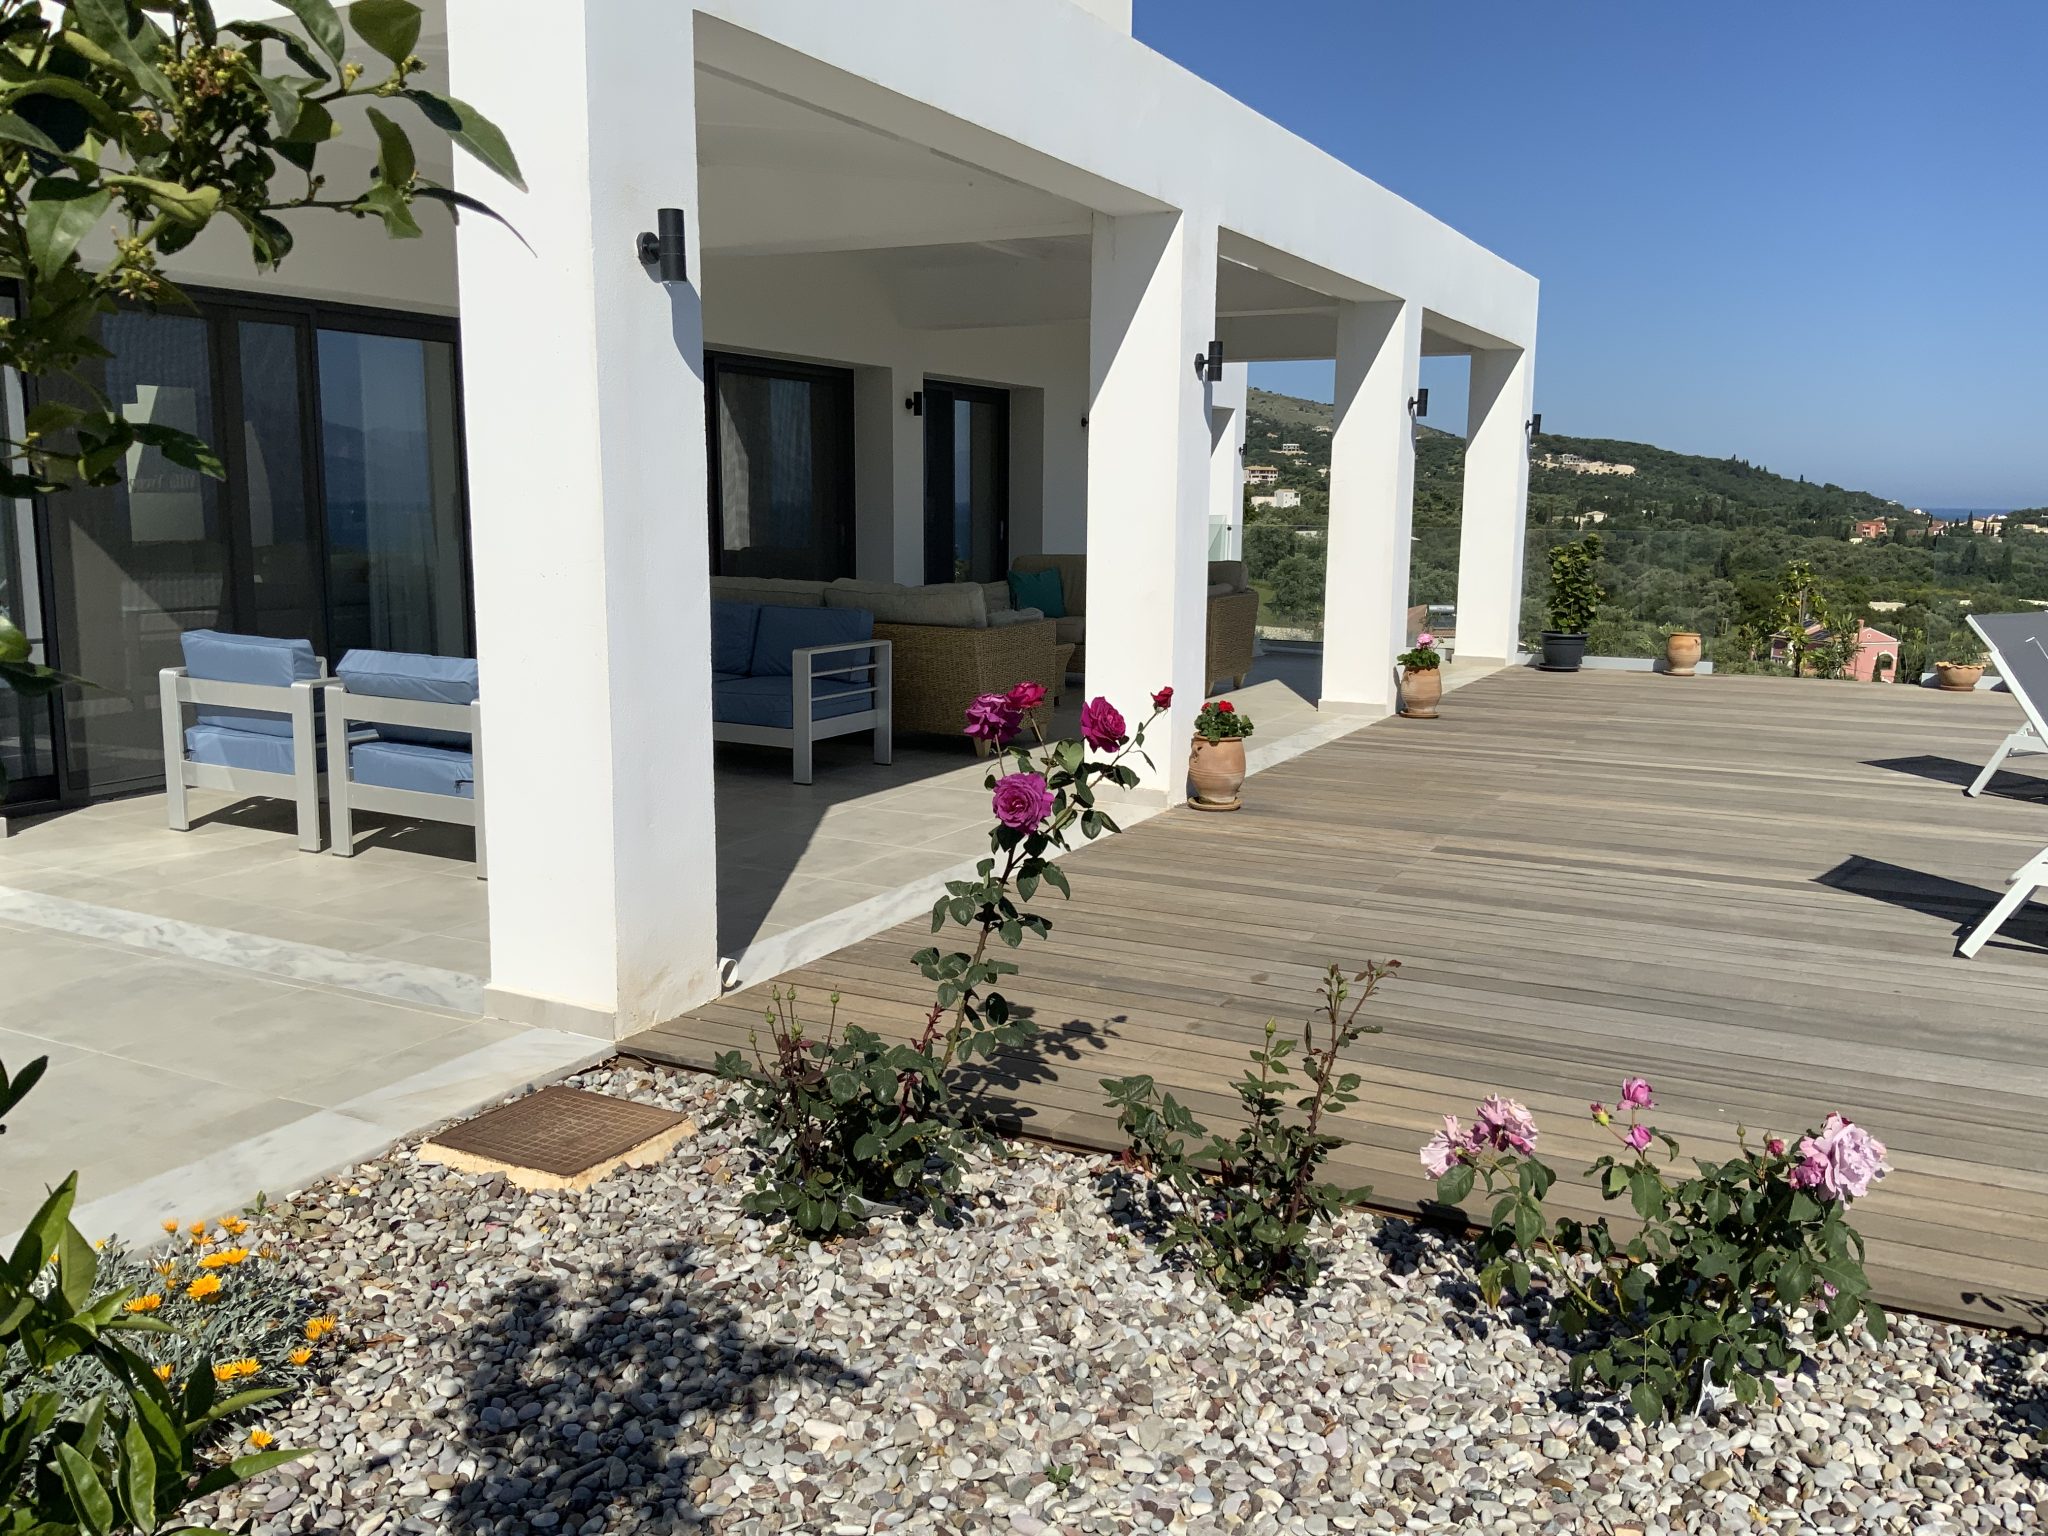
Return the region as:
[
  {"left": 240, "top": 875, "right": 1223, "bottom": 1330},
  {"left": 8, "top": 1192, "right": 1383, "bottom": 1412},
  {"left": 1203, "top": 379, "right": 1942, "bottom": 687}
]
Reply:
[{"left": 1, "top": 0, "right": 1538, "bottom": 1045}]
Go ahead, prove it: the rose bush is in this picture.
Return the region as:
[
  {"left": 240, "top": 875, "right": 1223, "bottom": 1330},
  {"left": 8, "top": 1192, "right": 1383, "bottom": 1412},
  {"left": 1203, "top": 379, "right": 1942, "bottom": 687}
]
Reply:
[
  {"left": 718, "top": 683, "right": 1166, "bottom": 1237},
  {"left": 1423, "top": 1075, "right": 1889, "bottom": 1421}
]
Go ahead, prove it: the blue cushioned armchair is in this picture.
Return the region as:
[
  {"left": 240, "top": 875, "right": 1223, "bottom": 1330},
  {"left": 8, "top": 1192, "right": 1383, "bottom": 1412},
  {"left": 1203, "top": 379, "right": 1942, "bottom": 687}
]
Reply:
[
  {"left": 323, "top": 650, "right": 484, "bottom": 875},
  {"left": 160, "top": 630, "right": 338, "bottom": 851},
  {"left": 710, "top": 601, "right": 892, "bottom": 784}
]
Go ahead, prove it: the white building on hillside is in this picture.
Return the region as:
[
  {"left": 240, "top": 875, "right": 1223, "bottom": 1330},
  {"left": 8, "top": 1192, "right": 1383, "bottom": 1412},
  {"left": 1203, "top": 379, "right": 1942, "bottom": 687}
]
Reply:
[{"left": 8, "top": 0, "right": 1539, "bottom": 1039}]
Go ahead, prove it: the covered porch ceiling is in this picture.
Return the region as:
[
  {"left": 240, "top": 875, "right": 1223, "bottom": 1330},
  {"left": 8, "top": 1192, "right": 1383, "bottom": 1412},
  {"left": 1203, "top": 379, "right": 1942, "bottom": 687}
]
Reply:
[{"left": 694, "top": 62, "right": 1485, "bottom": 360}]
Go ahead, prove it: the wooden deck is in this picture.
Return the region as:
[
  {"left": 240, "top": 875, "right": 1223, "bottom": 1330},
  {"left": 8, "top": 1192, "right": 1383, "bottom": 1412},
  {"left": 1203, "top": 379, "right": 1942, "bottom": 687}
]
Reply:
[{"left": 632, "top": 668, "right": 2048, "bottom": 1331}]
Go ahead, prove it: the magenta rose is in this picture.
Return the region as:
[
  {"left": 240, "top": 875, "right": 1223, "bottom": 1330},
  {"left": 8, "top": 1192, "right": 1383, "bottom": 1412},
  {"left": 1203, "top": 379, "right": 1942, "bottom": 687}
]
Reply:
[
  {"left": 963, "top": 691, "right": 1022, "bottom": 745},
  {"left": 1080, "top": 696, "right": 1127, "bottom": 753},
  {"left": 1619, "top": 1076, "right": 1654, "bottom": 1110},
  {"left": 1625, "top": 1123, "right": 1654, "bottom": 1153},
  {"left": 991, "top": 771, "right": 1055, "bottom": 831},
  {"left": 1788, "top": 1113, "right": 1890, "bottom": 1202},
  {"left": 1007, "top": 680, "right": 1047, "bottom": 713}
]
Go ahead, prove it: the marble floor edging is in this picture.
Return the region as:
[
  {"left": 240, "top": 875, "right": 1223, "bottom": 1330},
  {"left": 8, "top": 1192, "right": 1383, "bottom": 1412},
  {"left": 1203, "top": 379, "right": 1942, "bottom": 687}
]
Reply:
[
  {"left": 0, "top": 884, "right": 485, "bottom": 1014},
  {"left": 53, "top": 1027, "right": 606, "bottom": 1250}
]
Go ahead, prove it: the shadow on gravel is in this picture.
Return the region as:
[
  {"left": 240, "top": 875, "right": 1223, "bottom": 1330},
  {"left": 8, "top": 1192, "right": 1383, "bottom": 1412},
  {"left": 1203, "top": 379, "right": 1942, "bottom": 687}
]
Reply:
[
  {"left": 1972, "top": 1315, "right": 2048, "bottom": 1482},
  {"left": 444, "top": 1246, "right": 863, "bottom": 1534}
]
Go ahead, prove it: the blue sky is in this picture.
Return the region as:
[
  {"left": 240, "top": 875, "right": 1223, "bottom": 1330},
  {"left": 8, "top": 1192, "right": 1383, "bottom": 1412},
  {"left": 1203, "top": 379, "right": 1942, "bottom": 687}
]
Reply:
[{"left": 1136, "top": 1, "right": 2048, "bottom": 509}]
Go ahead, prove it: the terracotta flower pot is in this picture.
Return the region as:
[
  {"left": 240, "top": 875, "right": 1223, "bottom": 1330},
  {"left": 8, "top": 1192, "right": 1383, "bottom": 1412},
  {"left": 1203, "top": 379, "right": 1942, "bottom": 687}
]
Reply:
[
  {"left": 1188, "top": 735, "right": 1246, "bottom": 811},
  {"left": 1664, "top": 631, "right": 1702, "bottom": 677},
  {"left": 1400, "top": 665, "right": 1443, "bottom": 718},
  {"left": 1935, "top": 662, "right": 1985, "bottom": 692}
]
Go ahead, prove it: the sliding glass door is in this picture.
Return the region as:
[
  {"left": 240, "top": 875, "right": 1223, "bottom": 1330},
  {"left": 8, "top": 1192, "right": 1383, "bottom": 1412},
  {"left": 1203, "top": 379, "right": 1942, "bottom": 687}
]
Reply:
[
  {"left": 21, "top": 294, "right": 468, "bottom": 807},
  {"left": 706, "top": 353, "right": 855, "bottom": 581},
  {"left": 922, "top": 381, "right": 1008, "bottom": 585}
]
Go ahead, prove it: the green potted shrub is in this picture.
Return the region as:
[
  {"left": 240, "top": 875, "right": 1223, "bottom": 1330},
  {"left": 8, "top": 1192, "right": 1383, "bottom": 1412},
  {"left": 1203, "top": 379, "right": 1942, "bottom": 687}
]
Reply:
[
  {"left": 1936, "top": 627, "right": 1988, "bottom": 692},
  {"left": 1540, "top": 535, "right": 1606, "bottom": 672}
]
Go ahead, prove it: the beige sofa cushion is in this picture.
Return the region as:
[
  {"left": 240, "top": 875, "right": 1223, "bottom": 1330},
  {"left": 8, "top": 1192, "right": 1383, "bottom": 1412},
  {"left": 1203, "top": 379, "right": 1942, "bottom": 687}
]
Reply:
[
  {"left": 980, "top": 581, "right": 1014, "bottom": 614},
  {"left": 1054, "top": 615, "right": 1087, "bottom": 647},
  {"left": 710, "top": 575, "right": 828, "bottom": 606},
  {"left": 989, "top": 606, "right": 1044, "bottom": 628},
  {"left": 1208, "top": 560, "right": 1250, "bottom": 593},
  {"left": 826, "top": 578, "right": 988, "bottom": 628}
]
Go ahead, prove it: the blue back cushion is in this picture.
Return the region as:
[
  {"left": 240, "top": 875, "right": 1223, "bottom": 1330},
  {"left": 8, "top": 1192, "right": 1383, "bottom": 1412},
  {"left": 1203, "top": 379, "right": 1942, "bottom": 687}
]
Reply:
[
  {"left": 180, "top": 629, "right": 318, "bottom": 737},
  {"left": 337, "top": 649, "right": 478, "bottom": 748},
  {"left": 711, "top": 601, "right": 761, "bottom": 675},
  {"left": 749, "top": 605, "right": 873, "bottom": 677},
  {"left": 1008, "top": 566, "right": 1065, "bottom": 619}
]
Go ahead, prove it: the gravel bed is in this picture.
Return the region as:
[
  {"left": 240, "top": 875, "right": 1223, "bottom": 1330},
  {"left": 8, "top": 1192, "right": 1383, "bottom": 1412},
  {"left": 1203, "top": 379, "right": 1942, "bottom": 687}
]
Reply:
[{"left": 197, "top": 1060, "right": 2045, "bottom": 1535}]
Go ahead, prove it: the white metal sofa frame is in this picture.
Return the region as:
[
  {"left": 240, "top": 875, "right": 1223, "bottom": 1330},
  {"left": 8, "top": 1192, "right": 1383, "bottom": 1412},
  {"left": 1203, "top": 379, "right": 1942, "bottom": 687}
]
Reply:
[
  {"left": 712, "top": 639, "right": 893, "bottom": 786},
  {"left": 1959, "top": 614, "right": 2048, "bottom": 957},
  {"left": 159, "top": 665, "right": 336, "bottom": 852},
  {"left": 321, "top": 686, "right": 486, "bottom": 877}
]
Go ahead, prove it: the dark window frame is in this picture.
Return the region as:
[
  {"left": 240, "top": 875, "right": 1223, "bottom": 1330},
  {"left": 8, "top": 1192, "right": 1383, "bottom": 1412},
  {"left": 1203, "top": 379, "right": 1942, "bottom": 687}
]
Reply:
[
  {"left": 922, "top": 378, "right": 1010, "bottom": 586},
  {"left": 704, "top": 351, "right": 857, "bottom": 581}
]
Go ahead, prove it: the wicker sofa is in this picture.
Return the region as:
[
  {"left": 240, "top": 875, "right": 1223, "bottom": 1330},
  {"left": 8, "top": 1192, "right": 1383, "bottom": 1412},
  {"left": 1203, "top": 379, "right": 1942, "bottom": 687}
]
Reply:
[
  {"left": 709, "top": 575, "right": 1057, "bottom": 746},
  {"left": 1008, "top": 555, "right": 1260, "bottom": 692}
]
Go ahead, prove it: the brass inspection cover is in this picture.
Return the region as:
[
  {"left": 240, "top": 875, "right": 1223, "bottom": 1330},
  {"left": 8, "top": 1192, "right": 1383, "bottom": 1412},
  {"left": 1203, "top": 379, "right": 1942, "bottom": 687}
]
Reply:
[{"left": 420, "top": 1086, "right": 694, "bottom": 1190}]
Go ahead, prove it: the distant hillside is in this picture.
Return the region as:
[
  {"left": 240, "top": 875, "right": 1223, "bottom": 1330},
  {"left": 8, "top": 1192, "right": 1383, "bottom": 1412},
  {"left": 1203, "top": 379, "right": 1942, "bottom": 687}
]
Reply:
[{"left": 1238, "top": 386, "right": 2047, "bottom": 669}]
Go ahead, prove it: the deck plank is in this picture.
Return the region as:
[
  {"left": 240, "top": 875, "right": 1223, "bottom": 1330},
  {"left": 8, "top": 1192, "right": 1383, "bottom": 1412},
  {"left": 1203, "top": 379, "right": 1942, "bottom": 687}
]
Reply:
[{"left": 631, "top": 668, "right": 2048, "bottom": 1331}]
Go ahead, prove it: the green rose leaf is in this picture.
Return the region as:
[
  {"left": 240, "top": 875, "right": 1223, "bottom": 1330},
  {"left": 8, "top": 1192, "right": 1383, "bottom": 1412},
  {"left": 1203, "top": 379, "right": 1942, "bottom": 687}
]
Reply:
[{"left": 350, "top": 0, "right": 423, "bottom": 64}]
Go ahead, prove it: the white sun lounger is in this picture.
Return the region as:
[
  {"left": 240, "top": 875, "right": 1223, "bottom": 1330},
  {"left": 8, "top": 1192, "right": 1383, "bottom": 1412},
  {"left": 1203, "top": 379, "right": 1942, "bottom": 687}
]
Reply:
[{"left": 1957, "top": 613, "right": 2048, "bottom": 957}]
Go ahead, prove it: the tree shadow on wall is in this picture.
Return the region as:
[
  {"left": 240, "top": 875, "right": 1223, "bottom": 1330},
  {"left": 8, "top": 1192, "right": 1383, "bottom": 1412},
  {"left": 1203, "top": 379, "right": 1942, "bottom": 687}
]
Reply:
[{"left": 442, "top": 1244, "right": 863, "bottom": 1533}]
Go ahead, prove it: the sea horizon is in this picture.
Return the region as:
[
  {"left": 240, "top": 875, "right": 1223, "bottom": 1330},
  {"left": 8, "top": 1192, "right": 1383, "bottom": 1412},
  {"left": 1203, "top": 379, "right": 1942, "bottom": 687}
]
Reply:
[{"left": 1923, "top": 506, "right": 2018, "bottom": 521}]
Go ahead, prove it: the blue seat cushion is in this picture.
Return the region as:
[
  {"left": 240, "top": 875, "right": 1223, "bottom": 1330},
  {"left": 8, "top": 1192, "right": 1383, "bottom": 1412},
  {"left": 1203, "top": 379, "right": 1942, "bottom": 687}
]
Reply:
[
  {"left": 711, "top": 601, "right": 761, "bottom": 675},
  {"left": 712, "top": 675, "right": 875, "bottom": 731},
  {"left": 748, "top": 605, "right": 874, "bottom": 678},
  {"left": 184, "top": 724, "right": 297, "bottom": 777},
  {"left": 180, "top": 629, "right": 319, "bottom": 737},
  {"left": 336, "top": 649, "right": 477, "bottom": 749},
  {"left": 350, "top": 739, "right": 475, "bottom": 800}
]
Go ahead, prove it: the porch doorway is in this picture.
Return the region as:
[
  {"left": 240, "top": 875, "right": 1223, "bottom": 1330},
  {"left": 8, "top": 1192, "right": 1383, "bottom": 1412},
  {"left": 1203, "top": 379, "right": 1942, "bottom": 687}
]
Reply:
[{"left": 921, "top": 381, "right": 1008, "bottom": 585}]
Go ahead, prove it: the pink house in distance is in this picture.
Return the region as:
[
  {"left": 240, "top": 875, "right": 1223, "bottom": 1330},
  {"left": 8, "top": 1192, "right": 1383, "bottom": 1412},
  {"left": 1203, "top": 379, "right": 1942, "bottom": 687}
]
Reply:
[{"left": 1769, "top": 621, "right": 1902, "bottom": 681}]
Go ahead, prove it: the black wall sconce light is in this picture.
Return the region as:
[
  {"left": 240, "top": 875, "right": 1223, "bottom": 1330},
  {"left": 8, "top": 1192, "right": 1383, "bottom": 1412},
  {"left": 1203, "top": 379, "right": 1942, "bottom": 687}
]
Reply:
[
  {"left": 636, "top": 207, "right": 688, "bottom": 284},
  {"left": 1194, "top": 339, "right": 1224, "bottom": 383},
  {"left": 905, "top": 390, "right": 924, "bottom": 417},
  {"left": 1527, "top": 412, "right": 1543, "bottom": 436},
  {"left": 1409, "top": 387, "right": 1430, "bottom": 419}
]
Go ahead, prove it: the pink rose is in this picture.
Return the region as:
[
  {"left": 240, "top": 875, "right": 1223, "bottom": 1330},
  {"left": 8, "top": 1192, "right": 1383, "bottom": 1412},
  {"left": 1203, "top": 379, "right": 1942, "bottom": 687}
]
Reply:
[
  {"left": 963, "top": 692, "right": 1022, "bottom": 745},
  {"left": 1420, "top": 1116, "right": 1466, "bottom": 1179},
  {"left": 1788, "top": 1113, "right": 1889, "bottom": 1203},
  {"left": 991, "top": 771, "right": 1055, "bottom": 831},
  {"left": 1625, "top": 1123, "right": 1653, "bottom": 1153},
  {"left": 1765, "top": 1137, "right": 1786, "bottom": 1157},
  {"left": 1474, "top": 1095, "right": 1538, "bottom": 1154},
  {"left": 1080, "top": 696, "right": 1127, "bottom": 753},
  {"left": 1415, "top": 632, "right": 1436, "bottom": 648},
  {"left": 1006, "top": 680, "right": 1047, "bottom": 713},
  {"left": 1619, "top": 1077, "right": 1654, "bottom": 1110}
]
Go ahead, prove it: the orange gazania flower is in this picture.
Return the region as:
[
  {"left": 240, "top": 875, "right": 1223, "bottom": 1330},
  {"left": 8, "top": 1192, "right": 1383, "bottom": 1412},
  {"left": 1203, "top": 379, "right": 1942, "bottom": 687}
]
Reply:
[
  {"left": 185, "top": 1274, "right": 222, "bottom": 1301},
  {"left": 123, "top": 1294, "right": 163, "bottom": 1314},
  {"left": 213, "top": 1358, "right": 260, "bottom": 1382},
  {"left": 247, "top": 1429, "right": 275, "bottom": 1450},
  {"left": 186, "top": 1222, "right": 207, "bottom": 1238},
  {"left": 153, "top": 1363, "right": 174, "bottom": 1383},
  {"left": 220, "top": 1216, "right": 248, "bottom": 1236},
  {"left": 152, "top": 1259, "right": 177, "bottom": 1279},
  {"left": 303, "top": 1315, "right": 337, "bottom": 1341},
  {"left": 287, "top": 1346, "right": 312, "bottom": 1366},
  {"left": 161, "top": 1218, "right": 180, "bottom": 1234},
  {"left": 197, "top": 1247, "right": 250, "bottom": 1270}
]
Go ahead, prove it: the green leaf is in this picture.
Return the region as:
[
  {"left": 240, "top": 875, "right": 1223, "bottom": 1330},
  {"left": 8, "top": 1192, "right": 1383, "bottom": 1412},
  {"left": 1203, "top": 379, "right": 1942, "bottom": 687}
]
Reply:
[
  {"left": 9, "top": 1171, "right": 76, "bottom": 1282},
  {"left": 102, "top": 175, "right": 222, "bottom": 227},
  {"left": 1435, "top": 1162, "right": 1474, "bottom": 1206},
  {"left": 350, "top": 0, "right": 422, "bottom": 64},
  {"left": 58, "top": 1218, "right": 97, "bottom": 1310},
  {"left": 364, "top": 105, "right": 415, "bottom": 188},
  {"left": 53, "top": 1440, "right": 114, "bottom": 1535},
  {"left": 189, "top": 1446, "right": 301, "bottom": 1499},
  {"left": 222, "top": 18, "right": 334, "bottom": 81},
  {"left": 403, "top": 88, "right": 525, "bottom": 190},
  {"left": 24, "top": 178, "right": 112, "bottom": 279},
  {"left": 272, "top": 0, "right": 348, "bottom": 69},
  {"left": 1628, "top": 1380, "right": 1663, "bottom": 1424},
  {"left": 0, "top": 110, "right": 61, "bottom": 158},
  {"left": 118, "top": 1415, "right": 157, "bottom": 1531},
  {"left": 249, "top": 67, "right": 305, "bottom": 137},
  {"left": 352, "top": 182, "right": 422, "bottom": 239},
  {"left": 127, "top": 424, "right": 226, "bottom": 478},
  {"left": 68, "top": 0, "right": 176, "bottom": 103}
]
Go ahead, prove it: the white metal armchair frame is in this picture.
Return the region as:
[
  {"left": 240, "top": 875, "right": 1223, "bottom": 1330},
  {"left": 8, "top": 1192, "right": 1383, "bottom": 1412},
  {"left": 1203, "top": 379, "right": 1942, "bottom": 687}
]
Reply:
[
  {"left": 321, "top": 687, "right": 486, "bottom": 876},
  {"left": 159, "top": 665, "right": 337, "bottom": 852},
  {"left": 712, "top": 639, "right": 892, "bottom": 785}
]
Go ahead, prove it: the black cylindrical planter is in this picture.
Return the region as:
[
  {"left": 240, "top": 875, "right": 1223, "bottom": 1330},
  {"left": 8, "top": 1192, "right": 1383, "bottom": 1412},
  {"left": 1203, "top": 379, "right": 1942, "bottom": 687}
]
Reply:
[{"left": 1539, "top": 631, "right": 1589, "bottom": 672}]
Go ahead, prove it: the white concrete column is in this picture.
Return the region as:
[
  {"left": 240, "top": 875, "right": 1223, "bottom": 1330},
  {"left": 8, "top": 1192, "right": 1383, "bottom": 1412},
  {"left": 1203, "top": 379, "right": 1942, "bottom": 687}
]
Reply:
[
  {"left": 852, "top": 361, "right": 925, "bottom": 583},
  {"left": 1321, "top": 299, "right": 1423, "bottom": 712},
  {"left": 1084, "top": 211, "right": 1216, "bottom": 801},
  {"left": 1456, "top": 346, "right": 1537, "bottom": 664},
  {"left": 450, "top": 2, "right": 718, "bottom": 1038},
  {"left": 1207, "top": 361, "right": 1247, "bottom": 559}
]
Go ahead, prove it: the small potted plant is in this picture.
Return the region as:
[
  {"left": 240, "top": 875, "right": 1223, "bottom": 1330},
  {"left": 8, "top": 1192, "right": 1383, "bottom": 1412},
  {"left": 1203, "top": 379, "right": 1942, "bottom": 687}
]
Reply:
[
  {"left": 1398, "top": 632, "right": 1444, "bottom": 717},
  {"left": 1935, "top": 630, "right": 1988, "bottom": 692},
  {"left": 1662, "top": 625, "right": 1703, "bottom": 677},
  {"left": 1539, "top": 534, "right": 1605, "bottom": 672},
  {"left": 1188, "top": 698, "right": 1254, "bottom": 811}
]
